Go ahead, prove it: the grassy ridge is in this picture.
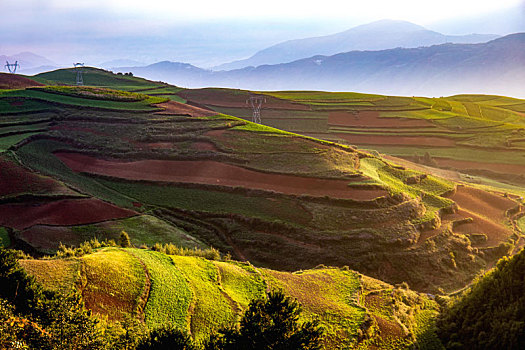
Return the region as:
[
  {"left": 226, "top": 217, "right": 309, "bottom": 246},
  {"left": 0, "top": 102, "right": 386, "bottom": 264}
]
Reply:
[
  {"left": 170, "top": 255, "right": 237, "bottom": 340},
  {"left": 129, "top": 249, "right": 192, "bottom": 330},
  {"left": 22, "top": 249, "right": 440, "bottom": 349},
  {"left": 0, "top": 89, "right": 165, "bottom": 111}
]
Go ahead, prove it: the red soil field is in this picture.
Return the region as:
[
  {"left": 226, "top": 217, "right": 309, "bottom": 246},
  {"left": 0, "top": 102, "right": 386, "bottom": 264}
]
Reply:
[
  {"left": 131, "top": 141, "right": 174, "bottom": 150},
  {"left": 417, "top": 186, "right": 516, "bottom": 247},
  {"left": 154, "top": 100, "right": 217, "bottom": 117},
  {"left": 435, "top": 158, "right": 525, "bottom": 176},
  {"left": 56, "top": 152, "right": 387, "bottom": 200},
  {"left": 448, "top": 186, "right": 515, "bottom": 246},
  {"left": 0, "top": 73, "right": 44, "bottom": 89},
  {"left": 335, "top": 133, "right": 455, "bottom": 147},
  {"left": 205, "top": 129, "right": 226, "bottom": 137},
  {"left": 178, "top": 89, "right": 310, "bottom": 110},
  {"left": 329, "top": 111, "right": 433, "bottom": 128},
  {"left": 0, "top": 198, "right": 137, "bottom": 230},
  {"left": 192, "top": 141, "right": 218, "bottom": 151},
  {"left": 0, "top": 156, "right": 76, "bottom": 197}
]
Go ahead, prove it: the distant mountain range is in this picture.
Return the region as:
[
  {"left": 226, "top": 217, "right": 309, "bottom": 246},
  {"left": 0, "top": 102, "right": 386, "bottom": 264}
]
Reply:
[
  {"left": 213, "top": 20, "right": 499, "bottom": 71},
  {"left": 115, "top": 33, "right": 525, "bottom": 98},
  {"left": 1, "top": 52, "right": 57, "bottom": 75}
]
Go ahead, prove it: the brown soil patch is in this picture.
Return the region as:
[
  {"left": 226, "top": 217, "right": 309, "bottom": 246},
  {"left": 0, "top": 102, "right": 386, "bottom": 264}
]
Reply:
[
  {"left": 448, "top": 186, "right": 516, "bottom": 246},
  {"left": 336, "top": 133, "right": 455, "bottom": 147},
  {"left": 178, "top": 89, "right": 311, "bottom": 110},
  {"left": 329, "top": 111, "right": 433, "bottom": 128},
  {"left": 435, "top": 158, "right": 525, "bottom": 176},
  {"left": 0, "top": 73, "right": 44, "bottom": 89},
  {"left": 0, "top": 198, "right": 137, "bottom": 230},
  {"left": 56, "top": 152, "right": 387, "bottom": 200},
  {"left": 0, "top": 156, "right": 76, "bottom": 197},
  {"left": 131, "top": 141, "right": 174, "bottom": 150},
  {"left": 154, "top": 100, "right": 217, "bottom": 117},
  {"left": 193, "top": 141, "right": 218, "bottom": 151},
  {"left": 205, "top": 129, "right": 226, "bottom": 138},
  {"left": 373, "top": 315, "right": 405, "bottom": 339}
]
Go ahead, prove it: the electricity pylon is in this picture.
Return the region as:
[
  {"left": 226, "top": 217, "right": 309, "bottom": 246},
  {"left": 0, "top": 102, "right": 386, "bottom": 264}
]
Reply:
[
  {"left": 246, "top": 95, "right": 266, "bottom": 124},
  {"left": 5, "top": 61, "right": 20, "bottom": 73}
]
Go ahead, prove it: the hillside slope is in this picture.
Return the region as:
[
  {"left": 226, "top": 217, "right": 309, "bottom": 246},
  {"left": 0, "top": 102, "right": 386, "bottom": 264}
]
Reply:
[{"left": 20, "top": 247, "right": 442, "bottom": 349}]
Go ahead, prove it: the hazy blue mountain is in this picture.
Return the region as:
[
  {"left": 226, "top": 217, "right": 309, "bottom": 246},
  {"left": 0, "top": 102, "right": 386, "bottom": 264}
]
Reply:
[
  {"left": 116, "top": 61, "right": 210, "bottom": 85},
  {"left": 1, "top": 52, "right": 56, "bottom": 72},
  {"left": 101, "top": 59, "right": 146, "bottom": 69},
  {"left": 213, "top": 20, "right": 499, "bottom": 71},
  {"left": 122, "top": 34, "right": 525, "bottom": 98}
]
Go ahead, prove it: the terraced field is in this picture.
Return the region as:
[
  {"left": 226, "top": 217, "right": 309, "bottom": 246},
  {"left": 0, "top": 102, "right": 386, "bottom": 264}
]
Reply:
[
  {"left": 0, "top": 70, "right": 520, "bottom": 297},
  {"left": 1, "top": 68, "right": 524, "bottom": 348},
  {"left": 179, "top": 89, "right": 525, "bottom": 195},
  {"left": 21, "top": 247, "right": 442, "bottom": 348}
]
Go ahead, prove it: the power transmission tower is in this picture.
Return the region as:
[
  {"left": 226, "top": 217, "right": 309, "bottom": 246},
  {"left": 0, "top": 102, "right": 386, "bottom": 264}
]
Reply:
[
  {"left": 246, "top": 95, "right": 266, "bottom": 124},
  {"left": 5, "top": 61, "right": 20, "bottom": 73},
  {"left": 74, "top": 63, "right": 84, "bottom": 85}
]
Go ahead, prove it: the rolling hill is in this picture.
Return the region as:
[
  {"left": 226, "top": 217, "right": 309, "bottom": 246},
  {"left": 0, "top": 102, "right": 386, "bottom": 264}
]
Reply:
[{"left": 20, "top": 246, "right": 441, "bottom": 348}]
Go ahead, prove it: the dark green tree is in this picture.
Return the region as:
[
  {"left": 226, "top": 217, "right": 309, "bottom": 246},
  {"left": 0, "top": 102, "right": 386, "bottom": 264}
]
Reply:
[
  {"left": 205, "top": 291, "right": 323, "bottom": 350},
  {"left": 137, "top": 324, "right": 195, "bottom": 350}
]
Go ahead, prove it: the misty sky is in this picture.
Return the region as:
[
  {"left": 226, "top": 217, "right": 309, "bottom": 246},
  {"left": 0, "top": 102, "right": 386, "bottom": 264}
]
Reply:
[{"left": 1, "top": 0, "right": 524, "bottom": 67}]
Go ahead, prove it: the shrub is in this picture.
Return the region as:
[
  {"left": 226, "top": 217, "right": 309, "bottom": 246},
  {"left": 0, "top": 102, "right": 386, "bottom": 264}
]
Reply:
[{"left": 120, "top": 231, "right": 132, "bottom": 248}]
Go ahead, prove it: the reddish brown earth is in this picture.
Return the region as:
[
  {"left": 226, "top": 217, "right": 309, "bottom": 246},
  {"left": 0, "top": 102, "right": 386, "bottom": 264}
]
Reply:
[
  {"left": 335, "top": 133, "right": 455, "bottom": 147},
  {"left": 0, "top": 156, "right": 76, "bottom": 197},
  {"left": 0, "top": 73, "right": 44, "bottom": 89},
  {"left": 435, "top": 158, "right": 525, "bottom": 176},
  {"left": 418, "top": 186, "right": 517, "bottom": 246},
  {"left": 0, "top": 198, "right": 137, "bottom": 230},
  {"left": 449, "top": 186, "right": 516, "bottom": 246},
  {"left": 56, "top": 152, "right": 387, "bottom": 200},
  {"left": 131, "top": 141, "right": 174, "bottom": 150},
  {"left": 154, "top": 100, "right": 217, "bottom": 117},
  {"left": 192, "top": 141, "right": 218, "bottom": 151},
  {"left": 205, "top": 129, "right": 226, "bottom": 137},
  {"left": 328, "top": 111, "right": 433, "bottom": 128},
  {"left": 177, "top": 89, "right": 311, "bottom": 110}
]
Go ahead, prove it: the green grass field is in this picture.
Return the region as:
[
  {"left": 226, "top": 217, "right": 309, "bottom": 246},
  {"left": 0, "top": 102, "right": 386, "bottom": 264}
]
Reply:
[
  {"left": 170, "top": 255, "right": 237, "bottom": 340},
  {"left": 0, "top": 89, "right": 165, "bottom": 111},
  {"left": 128, "top": 249, "right": 193, "bottom": 330}
]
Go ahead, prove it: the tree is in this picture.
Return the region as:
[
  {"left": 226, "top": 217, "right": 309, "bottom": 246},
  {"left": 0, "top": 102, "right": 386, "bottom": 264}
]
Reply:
[
  {"left": 205, "top": 291, "right": 323, "bottom": 350},
  {"left": 137, "top": 325, "right": 195, "bottom": 350},
  {"left": 119, "top": 231, "right": 131, "bottom": 248}
]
